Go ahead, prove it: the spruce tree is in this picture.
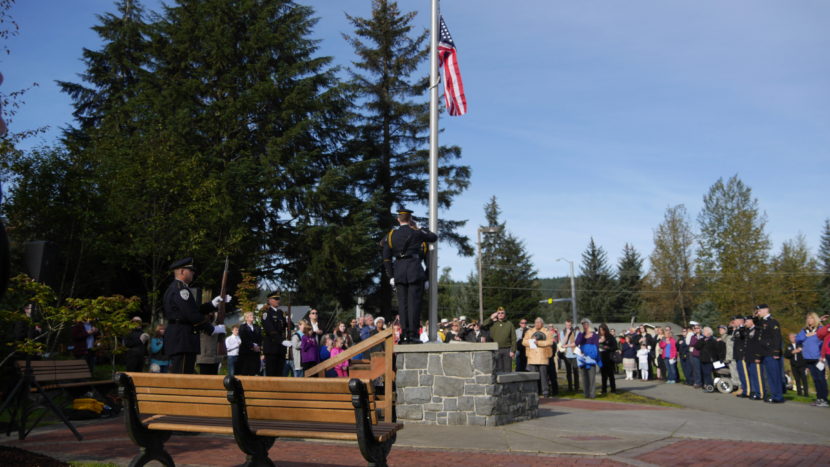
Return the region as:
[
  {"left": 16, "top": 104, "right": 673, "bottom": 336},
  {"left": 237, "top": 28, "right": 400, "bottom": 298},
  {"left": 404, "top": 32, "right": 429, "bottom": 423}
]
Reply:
[
  {"left": 344, "top": 0, "right": 472, "bottom": 315},
  {"left": 696, "top": 175, "right": 771, "bottom": 320},
  {"left": 479, "top": 196, "right": 539, "bottom": 321},
  {"left": 578, "top": 238, "right": 615, "bottom": 323},
  {"left": 614, "top": 243, "right": 643, "bottom": 322}
]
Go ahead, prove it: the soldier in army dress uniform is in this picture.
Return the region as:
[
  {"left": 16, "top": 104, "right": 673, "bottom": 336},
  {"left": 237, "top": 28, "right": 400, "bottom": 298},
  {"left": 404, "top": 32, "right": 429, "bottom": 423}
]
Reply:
[
  {"left": 262, "top": 292, "right": 291, "bottom": 376},
  {"left": 163, "top": 258, "right": 228, "bottom": 374},
  {"left": 382, "top": 209, "right": 437, "bottom": 344},
  {"left": 756, "top": 304, "right": 785, "bottom": 403}
]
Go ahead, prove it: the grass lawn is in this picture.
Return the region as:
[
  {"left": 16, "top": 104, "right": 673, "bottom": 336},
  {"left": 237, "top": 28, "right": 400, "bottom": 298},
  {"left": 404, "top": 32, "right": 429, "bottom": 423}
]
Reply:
[{"left": 553, "top": 387, "right": 682, "bottom": 408}]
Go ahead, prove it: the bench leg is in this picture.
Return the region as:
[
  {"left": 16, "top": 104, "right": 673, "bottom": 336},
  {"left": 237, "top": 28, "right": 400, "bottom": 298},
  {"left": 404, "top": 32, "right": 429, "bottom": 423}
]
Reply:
[
  {"left": 240, "top": 437, "right": 275, "bottom": 467},
  {"left": 129, "top": 433, "right": 174, "bottom": 467},
  {"left": 358, "top": 434, "right": 394, "bottom": 467}
]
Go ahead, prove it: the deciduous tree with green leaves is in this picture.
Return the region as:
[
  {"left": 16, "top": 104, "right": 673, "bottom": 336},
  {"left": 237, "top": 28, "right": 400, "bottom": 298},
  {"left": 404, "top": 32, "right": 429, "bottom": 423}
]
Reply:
[
  {"left": 696, "top": 175, "right": 771, "bottom": 321},
  {"left": 644, "top": 205, "right": 696, "bottom": 324}
]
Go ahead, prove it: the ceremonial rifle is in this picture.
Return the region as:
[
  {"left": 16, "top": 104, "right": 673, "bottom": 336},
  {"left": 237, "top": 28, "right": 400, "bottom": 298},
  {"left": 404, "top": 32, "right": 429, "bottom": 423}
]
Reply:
[{"left": 216, "top": 256, "right": 230, "bottom": 356}]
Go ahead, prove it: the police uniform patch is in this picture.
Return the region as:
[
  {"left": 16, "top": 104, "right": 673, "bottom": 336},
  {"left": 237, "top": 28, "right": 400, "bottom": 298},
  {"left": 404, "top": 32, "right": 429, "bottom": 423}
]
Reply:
[{"left": 179, "top": 289, "right": 190, "bottom": 300}]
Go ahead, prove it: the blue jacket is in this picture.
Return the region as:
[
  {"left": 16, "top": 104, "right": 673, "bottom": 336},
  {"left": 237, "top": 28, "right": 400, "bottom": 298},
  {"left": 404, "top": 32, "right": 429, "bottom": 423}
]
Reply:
[{"left": 795, "top": 329, "right": 823, "bottom": 360}]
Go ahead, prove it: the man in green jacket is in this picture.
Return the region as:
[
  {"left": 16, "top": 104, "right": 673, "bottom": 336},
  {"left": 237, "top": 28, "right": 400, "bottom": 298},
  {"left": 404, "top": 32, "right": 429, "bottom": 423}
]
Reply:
[{"left": 482, "top": 307, "right": 516, "bottom": 373}]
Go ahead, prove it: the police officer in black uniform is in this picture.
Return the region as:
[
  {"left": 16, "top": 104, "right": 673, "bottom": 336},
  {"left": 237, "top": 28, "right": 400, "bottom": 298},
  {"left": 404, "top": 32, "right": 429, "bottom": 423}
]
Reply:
[
  {"left": 382, "top": 209, "right": 437, "bottom": 343},
  {"left": 756, "top": 304, "right": 784, "bottom": 403},
  {"left": 262, "top": 292, "right": 290, "bottom": 376},
  {"left": 163, "top": 258, "right": 227, "bottom": 374}
]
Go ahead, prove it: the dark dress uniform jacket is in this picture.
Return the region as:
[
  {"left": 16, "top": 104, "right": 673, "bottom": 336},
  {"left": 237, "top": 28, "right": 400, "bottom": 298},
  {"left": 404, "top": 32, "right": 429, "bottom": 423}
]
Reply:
[
  {"left": 262, "top": 307, "right": 287, "bottom": 355},
  {"left": 239, "top": 323, "right": 263, "bottom": 356},
  {"left": 163, "top": 279, "right": 212, "bottom": 356},
  {"left": 732, "top": 327, "right": 747, "bottom": 361},
  {"left": 382, "top": 225, "right": 438, "bottom": 284},
  {"left": 758, "top": 315, "right": 782, "bottom": 358}
]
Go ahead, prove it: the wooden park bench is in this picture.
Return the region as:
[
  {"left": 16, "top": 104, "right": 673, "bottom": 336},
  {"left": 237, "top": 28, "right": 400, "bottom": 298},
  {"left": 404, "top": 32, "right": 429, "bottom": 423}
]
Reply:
[
  {"left": 0, "top": 359, "right": 114, "bottom": 440},
  {"left": 117, "top": 372, "right": 403, "bottom": 467}
]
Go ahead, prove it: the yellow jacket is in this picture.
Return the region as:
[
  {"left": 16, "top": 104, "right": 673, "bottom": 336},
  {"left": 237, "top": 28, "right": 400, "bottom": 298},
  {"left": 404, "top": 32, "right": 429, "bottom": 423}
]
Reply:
[{"left": 522, "top": 327, "right": 554, "bottom": 365}]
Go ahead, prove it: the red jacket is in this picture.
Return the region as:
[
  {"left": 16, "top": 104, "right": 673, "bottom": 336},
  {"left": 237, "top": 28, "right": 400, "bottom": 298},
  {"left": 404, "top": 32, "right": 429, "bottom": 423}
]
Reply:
[
  {"left": 659, "top": 338, "right": 678, "bottom": 359},
  {"left": 816, "top": 324, "right": 830, "bottom": 359}
]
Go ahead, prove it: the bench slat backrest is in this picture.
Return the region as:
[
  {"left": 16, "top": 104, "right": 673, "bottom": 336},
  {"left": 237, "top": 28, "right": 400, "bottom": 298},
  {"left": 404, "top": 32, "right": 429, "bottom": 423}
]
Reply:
[
  {"left": 17, "top": 360, "right": 93, "bottom": 384},
  {"left": 235, "top": 376, "right": 377, "bottom": 425},
  {"left": 126, "top": 373, "right": 229, "bottom": 419}
]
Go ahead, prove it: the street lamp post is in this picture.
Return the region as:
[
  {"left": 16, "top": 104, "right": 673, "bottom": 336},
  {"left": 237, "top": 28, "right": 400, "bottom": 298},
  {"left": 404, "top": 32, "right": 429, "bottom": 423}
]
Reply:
[
  {"left": 477, "top": 226, "right": 501, "bottom": 323},
  {"left": 556, "top": 258, "right": 577, "bottom": 324}
]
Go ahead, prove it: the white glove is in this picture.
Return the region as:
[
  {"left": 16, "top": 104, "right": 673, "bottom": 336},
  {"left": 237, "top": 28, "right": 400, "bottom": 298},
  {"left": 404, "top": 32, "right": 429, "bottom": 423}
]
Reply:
[
  {"left": 212, "top": 295, "right": 233, "bottom": 307},
  {"left": 211, "top": 324, "right": 226, "bottom": 335},
  {"left": 390, "top": 278, "right": 395, "bottom": 287},
  {"left": 424, "top": 281, "right": 429, "bottom": 290}
]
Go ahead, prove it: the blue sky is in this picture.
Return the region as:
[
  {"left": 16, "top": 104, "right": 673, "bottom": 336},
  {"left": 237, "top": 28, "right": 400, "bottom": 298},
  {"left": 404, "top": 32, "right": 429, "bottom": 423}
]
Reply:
[{"left": 4, "top": 1, "right": 829, "bottom": 281}]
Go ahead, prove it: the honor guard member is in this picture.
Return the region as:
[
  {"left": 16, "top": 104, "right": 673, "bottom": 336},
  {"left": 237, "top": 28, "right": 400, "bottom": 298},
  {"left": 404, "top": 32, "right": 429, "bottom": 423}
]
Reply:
[
  {"left": 731, "top": 316, "right": 749, "bottom": 397},
  {"left": 163, "top": 258, "right": 227, "bottom": 374},
  {"left": 745, "top": 315, "right": 766, "bottom": 400},
  {"left": 382, "top": 208, "right": 437, "bottom": 343},
  {"left": 756, "top": 304, "right": 785, "bottom": 403},
  {"left": 262, "top": 292, "right": 290, "bottom": 376}
]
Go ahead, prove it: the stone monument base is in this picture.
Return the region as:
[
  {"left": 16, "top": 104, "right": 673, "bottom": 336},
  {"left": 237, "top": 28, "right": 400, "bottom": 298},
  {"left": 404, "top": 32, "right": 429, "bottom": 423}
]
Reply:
[{"left": 394, "top": 343, "right": 539, "bottom": 426}]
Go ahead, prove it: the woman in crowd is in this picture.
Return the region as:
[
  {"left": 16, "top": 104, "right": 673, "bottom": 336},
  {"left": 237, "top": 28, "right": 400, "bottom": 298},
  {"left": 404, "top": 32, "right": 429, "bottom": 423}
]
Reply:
[
  {"left": 653, "top": 327, "right": 665, "bottom": 380},
  {"left": 300, "top": 320, "right": 320, "bottom": 374},
  {"left": 598, "top": 323, "right": 617, "bottom": 394},
  {"left": 621, "top": 335, "right": 638, "bottom": 380},
  {"left": 796, "top": 312, "right": 828, "bottom": 407},
  {"left": 659, "top": 327, "right": 678, "bottom": 383},
  {"left": 523, "top": 318, "right": 554, "bottom": 397},
  {"left": 334, "top": 321, "right": 354, "bottom": 348},
  {"left": 575, "top": 318, "right": 601, "bottom": 398},
  {"left": 444, "top": 321, "right": 465, "bottom": 342},
  {"left": 148, "top": 324, "right": 169, "bottom": 373}
]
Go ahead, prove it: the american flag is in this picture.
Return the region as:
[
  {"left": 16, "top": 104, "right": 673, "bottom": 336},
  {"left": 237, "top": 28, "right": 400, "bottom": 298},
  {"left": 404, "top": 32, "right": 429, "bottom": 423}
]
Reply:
[{"left": 438, "top": 16, "right": 467, "bottom": 116}]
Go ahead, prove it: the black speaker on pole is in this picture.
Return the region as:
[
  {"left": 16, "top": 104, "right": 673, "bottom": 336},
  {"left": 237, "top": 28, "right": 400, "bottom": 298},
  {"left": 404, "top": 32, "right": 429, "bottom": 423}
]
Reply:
[{"left": 23, "top": 240, "right": 58, "bottom": 287}]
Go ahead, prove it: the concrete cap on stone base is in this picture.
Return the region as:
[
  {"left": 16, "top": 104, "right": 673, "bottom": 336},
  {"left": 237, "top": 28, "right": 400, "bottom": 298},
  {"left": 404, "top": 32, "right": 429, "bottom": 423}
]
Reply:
[{"left": 395, "top": 342, "right": 498, "bottom": 353}]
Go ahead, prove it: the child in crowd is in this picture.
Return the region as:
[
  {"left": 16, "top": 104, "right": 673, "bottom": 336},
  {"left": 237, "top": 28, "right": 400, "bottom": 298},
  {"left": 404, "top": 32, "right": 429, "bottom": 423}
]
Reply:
[
  {"left": 637, "top": 344, "right": 651, "bottom": 381},
  {"left": 224, "top": 325, "right": 241, "bottom": 377},
  {"left": 331, "top": 336, "right": 349, "bottom": 377}
]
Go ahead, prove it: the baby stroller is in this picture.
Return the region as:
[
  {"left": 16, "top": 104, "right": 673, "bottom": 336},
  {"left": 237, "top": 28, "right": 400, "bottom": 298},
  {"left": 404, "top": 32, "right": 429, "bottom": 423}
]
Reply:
[{"left": 712, "top": 365, "right": 734, "bottom": 394}]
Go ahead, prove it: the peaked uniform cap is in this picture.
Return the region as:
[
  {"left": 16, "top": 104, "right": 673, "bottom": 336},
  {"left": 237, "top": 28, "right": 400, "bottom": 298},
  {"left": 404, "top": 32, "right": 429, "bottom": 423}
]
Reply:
[{"left": 169, "top": 257, "right": 195, "bottom": 270}]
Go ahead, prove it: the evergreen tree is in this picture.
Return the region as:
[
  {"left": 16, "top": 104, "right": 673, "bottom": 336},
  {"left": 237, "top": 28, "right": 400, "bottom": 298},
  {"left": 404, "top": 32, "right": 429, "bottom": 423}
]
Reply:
[
  {"left": 578, "top": 238, "right": 615, "bottom": 322},
  {"left": 818, "top": 219, "right": 830, "bottom": 311},
  {"left": 770, "top": 234, "right": 820, "bottom": 331},
  {"left": 479, "top": 196, "right": 538, "bottom": 321},
  {"left": 645, "top": 204, "right": 696, "bottom": 324},
  {"left": 614, "top": 243, "right": 643, "bottom": 322},
  {"left": 344, "top": 0, "right": 472, "bottom": 315},
  {"left": 696, "top": 175, "right": 770, "bottom": 321}
]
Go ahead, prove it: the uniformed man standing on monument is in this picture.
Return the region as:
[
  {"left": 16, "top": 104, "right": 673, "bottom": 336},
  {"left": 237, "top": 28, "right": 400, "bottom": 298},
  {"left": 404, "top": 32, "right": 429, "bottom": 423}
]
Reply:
[
  {"left": 163, "top": 257, "right": 228, "bottom": 374},
  {"left": 383, "top": 209, "right": 437, "bottom": 344}
]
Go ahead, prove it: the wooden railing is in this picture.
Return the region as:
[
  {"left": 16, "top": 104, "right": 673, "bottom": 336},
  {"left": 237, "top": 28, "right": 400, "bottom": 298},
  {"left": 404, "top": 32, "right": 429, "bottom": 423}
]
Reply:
[{"left": 305, "top": 327, "right": 395, "bottom": 421}]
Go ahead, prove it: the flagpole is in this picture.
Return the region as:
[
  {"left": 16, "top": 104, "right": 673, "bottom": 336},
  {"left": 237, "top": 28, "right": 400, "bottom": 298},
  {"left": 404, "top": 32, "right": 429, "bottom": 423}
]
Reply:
[{"left": 428, "top": 0, "right": 440, "bottom": 342}]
